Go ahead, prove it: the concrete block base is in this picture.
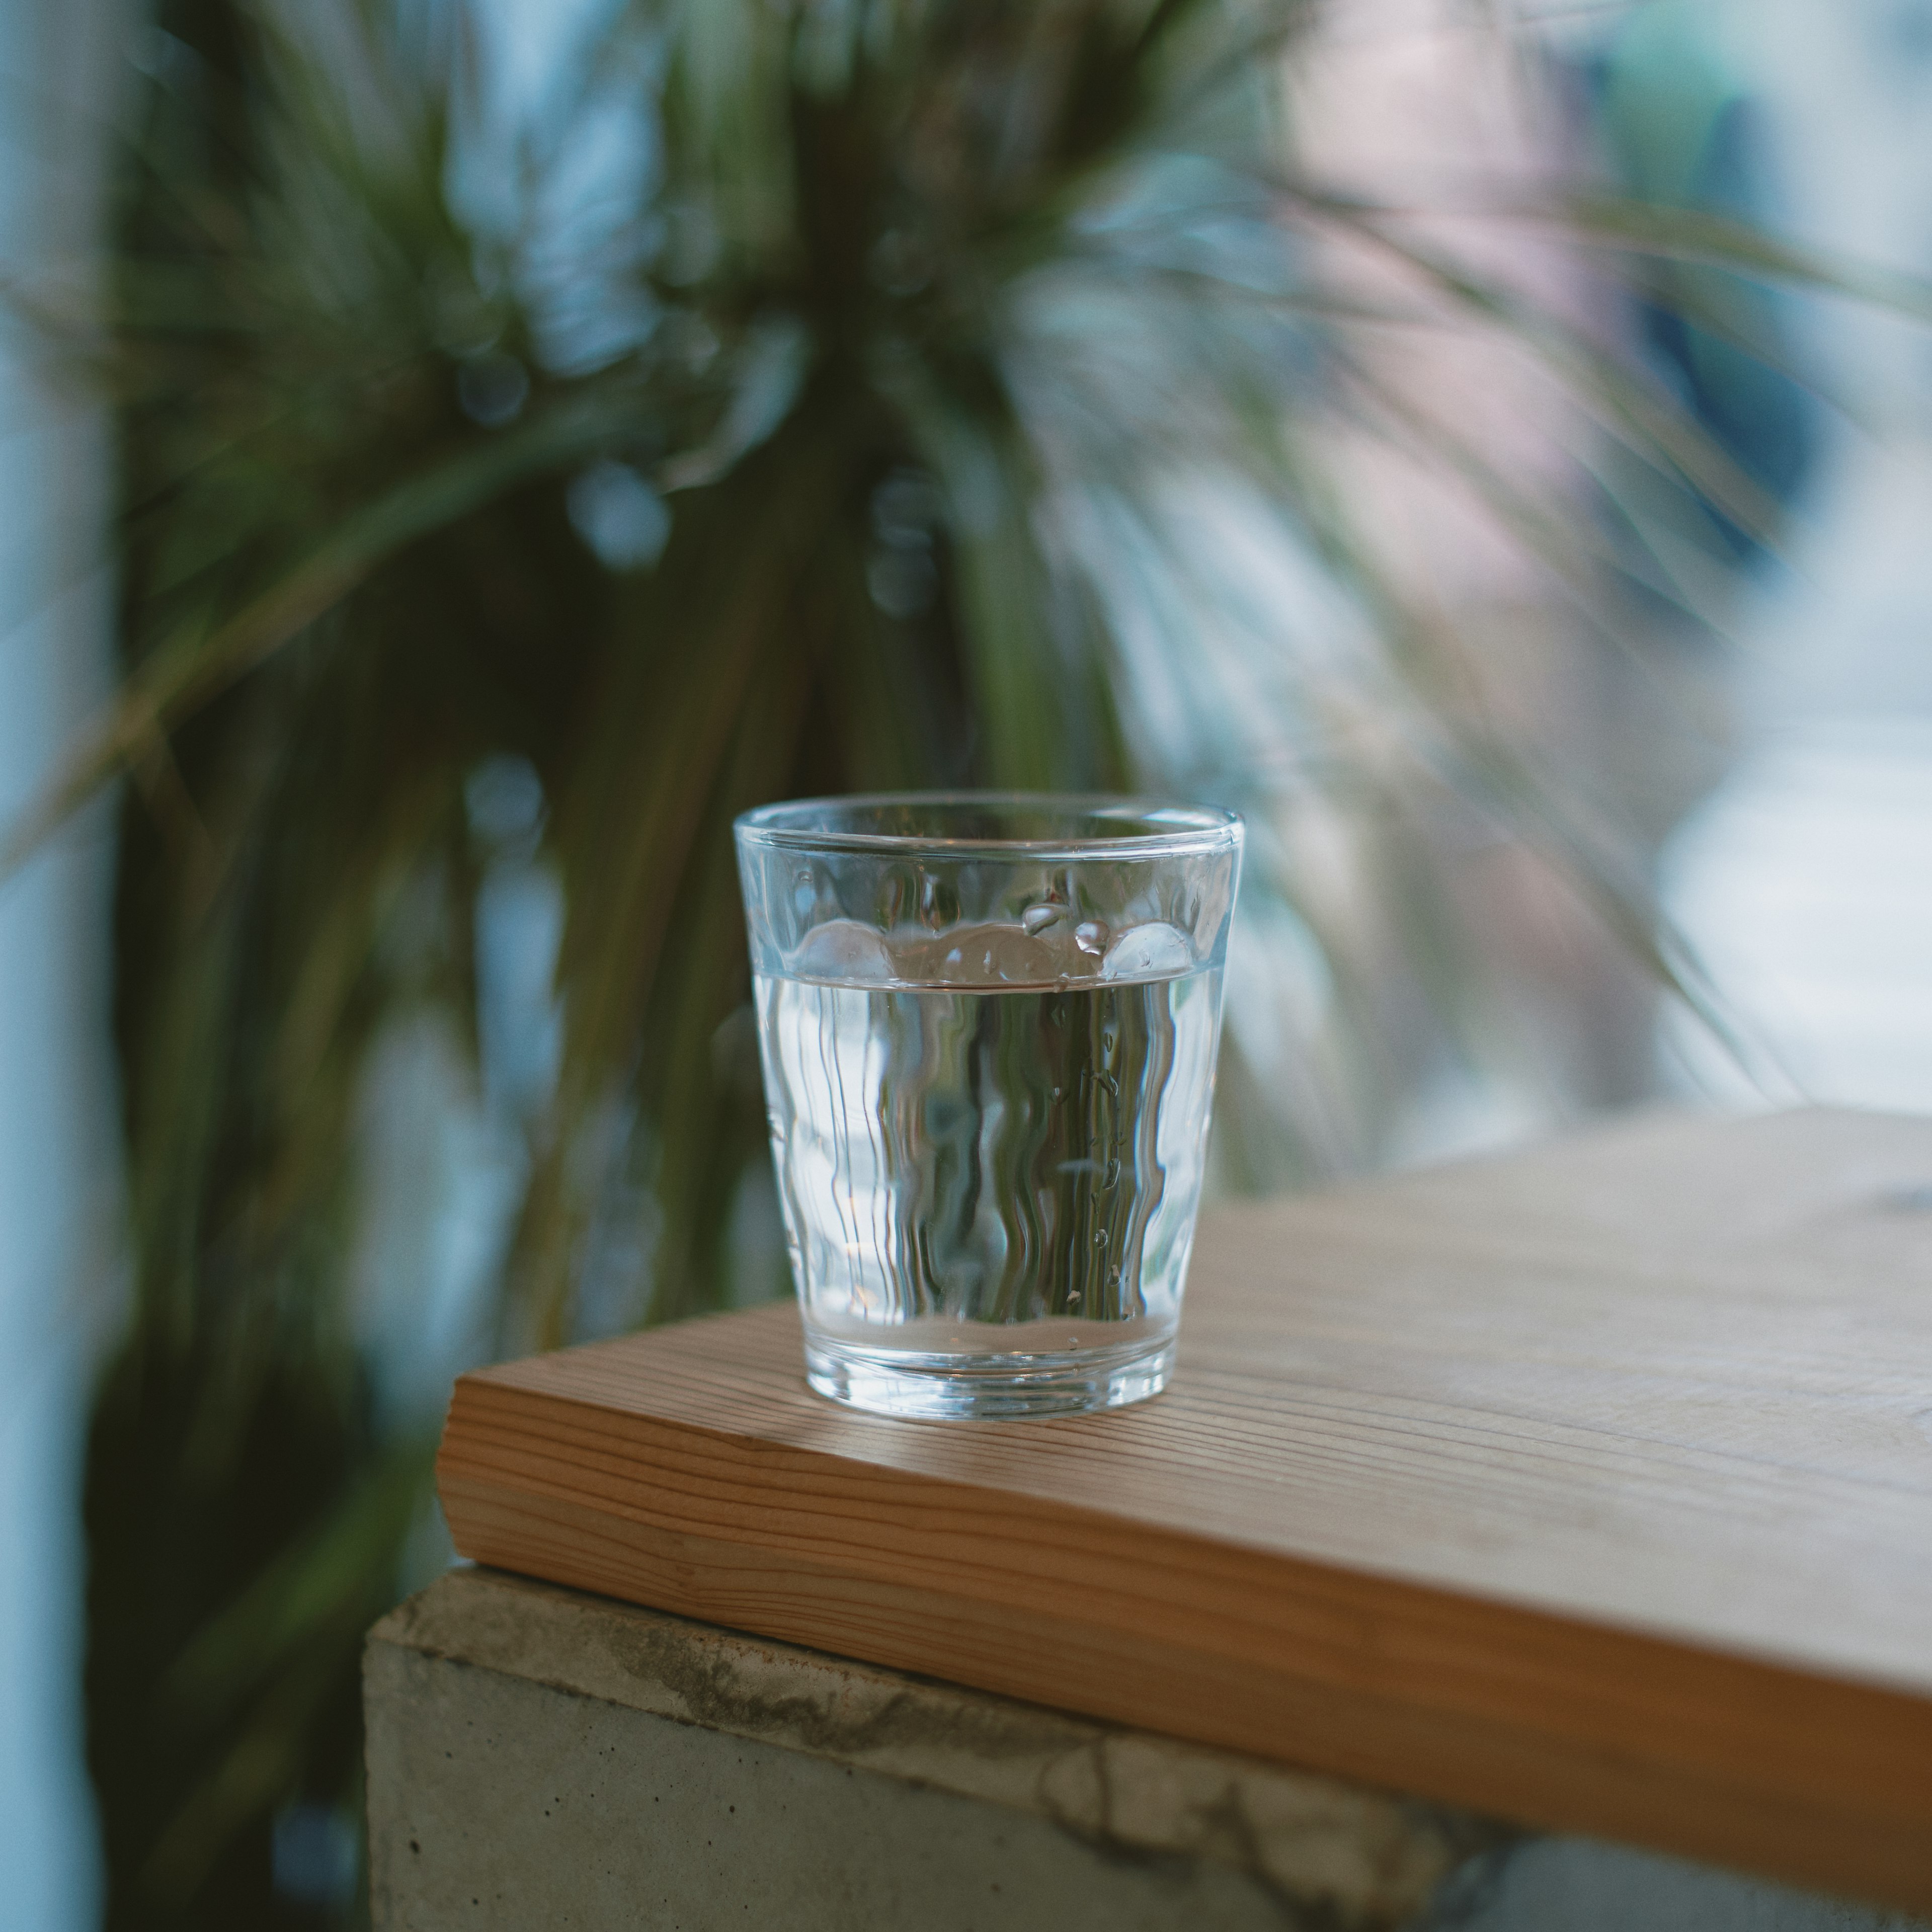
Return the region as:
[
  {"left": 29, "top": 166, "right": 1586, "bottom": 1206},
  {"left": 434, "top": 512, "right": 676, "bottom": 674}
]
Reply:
[{"left": 364, "top": 1569, "right": 1923, "bottom": 1932}]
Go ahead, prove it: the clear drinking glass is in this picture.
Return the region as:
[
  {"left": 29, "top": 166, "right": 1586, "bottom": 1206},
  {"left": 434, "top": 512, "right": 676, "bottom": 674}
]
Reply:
[{"left": 734, "top": 793, "right": 1243, "bottom": 1419}]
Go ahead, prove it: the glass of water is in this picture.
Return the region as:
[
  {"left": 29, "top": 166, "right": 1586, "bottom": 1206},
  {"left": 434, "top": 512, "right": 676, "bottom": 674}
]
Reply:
[{"left": 734, "top": 793, "right": 1243, "bottom": 1419}]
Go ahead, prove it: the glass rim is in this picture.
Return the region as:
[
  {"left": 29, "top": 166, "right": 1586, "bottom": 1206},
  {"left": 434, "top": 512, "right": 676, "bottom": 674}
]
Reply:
[{"left": 733, "top": 790, "right": 1243, "bottom": 859}]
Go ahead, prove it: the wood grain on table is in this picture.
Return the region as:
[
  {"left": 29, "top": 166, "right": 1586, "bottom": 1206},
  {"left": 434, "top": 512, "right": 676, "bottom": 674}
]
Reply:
[{"left": 437, "top": 1108, "right": 1932, "bottom": 1909}]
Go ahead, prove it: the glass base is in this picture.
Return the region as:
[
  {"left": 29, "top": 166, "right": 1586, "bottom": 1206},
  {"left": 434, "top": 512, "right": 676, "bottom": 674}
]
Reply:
[{"left": 802, "top": 1330, "right": 1174, "bottom": 1419}]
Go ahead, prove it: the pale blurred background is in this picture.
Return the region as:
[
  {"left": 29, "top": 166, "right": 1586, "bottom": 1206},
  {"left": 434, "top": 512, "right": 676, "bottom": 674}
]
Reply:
[{"left": 2, "top": 0, "right": 1928, "bottom": 1923}]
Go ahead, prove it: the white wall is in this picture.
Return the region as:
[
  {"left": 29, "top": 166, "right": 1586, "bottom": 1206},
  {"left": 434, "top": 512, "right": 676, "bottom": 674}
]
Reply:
[{"left": 1659, "top": 0, "right": 1932, "bottom": 1111}]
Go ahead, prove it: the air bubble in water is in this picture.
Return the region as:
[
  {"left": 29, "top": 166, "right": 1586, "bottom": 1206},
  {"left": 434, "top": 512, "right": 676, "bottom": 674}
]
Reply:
[
  {"left": 1100, "top": 922, "right": 1192, "bottom": 982},
  {"left": 789, "top": 919, "right": 895, "bottom": 984},
  {"left": 1073, "top": 919, "right": 1109, "bottom": 957},
  {"left": 894, "top": 922, "right": 1059, "bottom": 986},
  {"left": 1021, "top": 903, "right": 1063, "bottom": 936}
]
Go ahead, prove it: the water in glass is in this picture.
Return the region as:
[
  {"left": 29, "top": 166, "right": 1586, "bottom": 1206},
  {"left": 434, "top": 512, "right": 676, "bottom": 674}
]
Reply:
[{"left": 755, "top": 916, "right": 1222, "bottom": 1416}]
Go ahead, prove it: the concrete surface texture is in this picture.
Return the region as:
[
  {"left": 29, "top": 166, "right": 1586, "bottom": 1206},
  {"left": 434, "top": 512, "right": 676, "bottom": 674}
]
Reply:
[{"left": 364, "top": 1567, "right": 1927, "bottom": 1931}]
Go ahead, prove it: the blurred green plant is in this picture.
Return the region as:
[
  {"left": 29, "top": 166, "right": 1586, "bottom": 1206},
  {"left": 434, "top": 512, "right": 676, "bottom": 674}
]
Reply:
[{"left": 9, "top": 0, "right": 1924, "bottom": 1923}]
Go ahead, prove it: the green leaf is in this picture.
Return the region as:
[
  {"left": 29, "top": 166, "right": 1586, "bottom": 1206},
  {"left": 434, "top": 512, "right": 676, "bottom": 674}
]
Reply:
[
  {"left": 1544, "top": 194, "right": 1932, "bottom": 323},
  {"left": 1, "top": 392, "right": 643, "bottom": 876}
]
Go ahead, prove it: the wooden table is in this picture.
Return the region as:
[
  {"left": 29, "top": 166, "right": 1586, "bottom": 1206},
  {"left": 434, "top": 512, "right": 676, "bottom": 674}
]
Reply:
[{"left": 437, "top": 1108, "right": 1932, "bottom": 1911}]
